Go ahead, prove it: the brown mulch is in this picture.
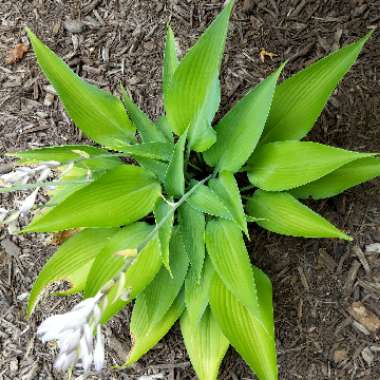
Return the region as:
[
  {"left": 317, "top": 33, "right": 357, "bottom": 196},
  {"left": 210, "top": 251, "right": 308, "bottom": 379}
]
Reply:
[{"left": 1, "top": 0, "right": 380, "bottom": 379}]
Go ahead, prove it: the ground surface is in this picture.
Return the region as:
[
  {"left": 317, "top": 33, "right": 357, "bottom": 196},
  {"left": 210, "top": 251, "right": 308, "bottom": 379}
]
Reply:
[{"left": 1, "top": 0, "right": 380, "bottom": 379}]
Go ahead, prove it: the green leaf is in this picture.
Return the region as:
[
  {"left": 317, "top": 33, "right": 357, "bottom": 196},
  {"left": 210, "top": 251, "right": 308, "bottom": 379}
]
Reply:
[
  {"left": 141, "top": 228, "right": 189, "bottom": 325},
  {"left": 206, "top": 219, "right": 259, "bottom": 315},
  {"left": 26, "top": 29, "right": 135, "bottom": 148},
  {"left": 9, "top": 145, "right": 112, "bottom": 164},
  {"left": 165, "top": 1, "right": 234, "bottom": 136},
  {"left": 188, "top": 78, "right": 220, "bottom": 152},
  {"left": 185, "top": 257, "right": 214, "bottom": 325},
  {"left": 179, "top": 202, "right": 205, "bottom": 281},
  {"left": 247, "top": 141, "right": 374, "bottom": 191},
  {"left": 247, "top": 190, "right": 351, "bottom": 240},
  {"left": 121, "top": 87, "right": 168, "bottom": 143},
  {"left": 209, "top": 171, "right": 248, "bottom": 236},
  {"left": 204, "top": 64, "right": 284, "bottom": 172},
  {"left": 165, "top": 131, "right": 187, "bottom": 197},
  {"left": 156, "top": 116, "right": 174, "bottom": 144},
  {"left": 290, "top": 157, "right": 380, "bottom": 200},
  {"left": 261, "top": 33, "right": 372, "bottom": 143},
  {"left": 154, "top": 198, "right": 174, "bottom": 273},
  {"left": 24, "top": 165, "right": 161, "bottom": 232},
  {"left": 186, "top": 183, "right": 233, "bottom": 220},
  {"left": 121, "top": 142, "right": 173, "bottom": 161},
  {"left": 136, "top": 157, "right": 168, "bottom": 183},
  {"left": 126, "top": 289, "right": 185, "bottom": 366},
  {"left": 163, "top": 25, "right": 179, "bottom": 110},
  {"left": 210, "top": 274, "right": 278, "bottom": 380},
  {"left": 84, "top": 222, "right": 158, "bottom": 297},
  {"left": 84, "top": 223, "right": 162, "bottom": 323},
  {"left": 180, "top": 307, "right": 229, "bottom": 380},
  {"left": 27, "top": 228, "right": 117, "bottom": 317}
]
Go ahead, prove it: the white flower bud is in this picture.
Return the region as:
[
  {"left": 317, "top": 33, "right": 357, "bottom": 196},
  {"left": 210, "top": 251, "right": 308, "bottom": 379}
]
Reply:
[
  {"left": 59, "top": 328, "right": 81, "bottom": 352},
  {"left": 19, "top": 188, "right": 39, "bottom": 216},
  {"left": 93, "top": 325, "right": 105, "bottom": 372}
]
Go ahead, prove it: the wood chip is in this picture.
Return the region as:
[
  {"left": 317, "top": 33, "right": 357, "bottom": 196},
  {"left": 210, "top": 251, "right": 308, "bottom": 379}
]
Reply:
[
  {"left": 353, "top": 246, "right": 371, "bottom": 274},
  {"left": 344, "top": 260, "right": 361, "bottom": 297},
  {"left": 366, "top": 243, "right": 380, "bottom": 255},
  {"left": 318, "top": 248, "right": 337, "bottom": 272},
  {"left": 349, "top": 301, "right": 380, "bottom": 333},
  {"left": 361, "top": 347, "right": 375, "bottom": 365},
  {"left": 334, "top": 349, "right": 348, "bottom": 363},
  {"left": 1, "top": 239, "right": 21, "bottom": 256},
  {"left": 5, "top": 43, "right": 29, "bottom": 65}
]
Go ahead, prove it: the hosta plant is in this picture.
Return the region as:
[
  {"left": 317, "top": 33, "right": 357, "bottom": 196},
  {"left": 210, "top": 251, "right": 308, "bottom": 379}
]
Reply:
[{"left": 1, "top": 1, "right": 378, "bottom": 379}]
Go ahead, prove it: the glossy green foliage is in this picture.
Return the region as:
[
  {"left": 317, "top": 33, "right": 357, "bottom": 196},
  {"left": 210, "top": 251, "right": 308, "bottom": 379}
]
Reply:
[
  {"left": 248, "top": 141, "right": 374, "bottom": 191},
  {"left": 204, "top": 64, "right": 284, "bottom": 172},
  {"left": 27, "top": 228, "right": 117, "bottom": 317},
  {"left": 27, "top": 29, "right": 135, "bottom": 148},
  {"left": 261, "top": 32, "right": 372, "bottom": 143},
  {"left": 24, "top": 165, "right": 161, "bottom": 232},
  {"left": 15, "top": 4, "right": 379, "bottom": 380},
  {"left": 165, "top": 1, "right": 233, "bottom": 142},
  {"left": 247, "top": 190, "right": 351, "bottom": 240}
]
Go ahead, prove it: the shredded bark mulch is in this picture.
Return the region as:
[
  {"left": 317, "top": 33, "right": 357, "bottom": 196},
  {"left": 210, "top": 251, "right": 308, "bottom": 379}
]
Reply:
[{"left": 1, "top": 1, "right": 380, "bottom": 379}]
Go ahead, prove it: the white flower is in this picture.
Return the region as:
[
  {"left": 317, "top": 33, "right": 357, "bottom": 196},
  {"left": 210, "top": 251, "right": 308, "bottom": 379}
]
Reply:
[
  {"left": 38, "top": 296, "right": 106, "bottom": 373},
  {"left": 93, "top": 325, "right": 105, "bottom": 372},
  {"left": 19, "top": 188, "right": 39, "bottom": 216},
  {"left": 0, "top": 208, "right": 9, "bottom": 223},
  {"left": 0, "top": 167, "right": 33, "bottom": 186}
]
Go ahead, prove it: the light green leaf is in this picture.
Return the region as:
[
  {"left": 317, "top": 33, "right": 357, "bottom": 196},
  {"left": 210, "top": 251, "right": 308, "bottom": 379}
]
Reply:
[
  {"left": 248, "top": 141, "right": 374, "bottom": 191},
  {"left": 141, "top": 229, "right": 189, "bottom": 325},
  {"left": 121, "top": 87, "right": 168, "bottom": 143},
  {"left": 154, "top": 198, "right": 174, "bottom": 273},
  {"left": 186, "top": 183, "right": 233, "bottom": 220},
  {"left": 210, "top": 274, "right": 278, "bottom": 380},
  {"left": 165, "top": 1, "right": 234, "bottom": 136},
  {"left": 206, "top": 219, "right": 259, "bottom": 315},
  {"left": 84, "top": 223, "right": 162, "bottom": 323},
  {"left": 165, "top": 131, "right": 187, "bottom": 197},
  {"left": 290, "top": 157, "right": 380, "bottom": 200},
  {"left": 24, "top": 165, "right": 161, "bottom": 232},
  {"left": 185, "top": 257, "right": 214, "bottom": 325},
  {"left": 27, "top": 228, "right": 117, "bottom": 317},
  {"left": 179, "top": 202, "right": 205, "bottom": 281},
  {"left": 84, "top": 222, "right": 158, "bottom": 297},
  {"left": 261, "top": 33, "right": 372, "bottom": 143},
  {"left": 26, "top": 29, "right": 135, "bottom": 148},
  {"left": 9, "top": 145, "right": 113, "bottom": 165},
  {"left": 156, "top": 116, "right": 174, "bottom": 144},
  {"left": 163, "top": 25, "right": 179, "bottom": 110},
  {"left": 204, "top": 64, "right": 284, "bottom": 171},
  {"left": 180, "top": 307, "right": 229, "bottom": 380},
  {"left": 209, "top": 171, "right": 248, "bottom": 236},
  {"left": 126, "top": 289, "right": 185, "bottom": 366},
  {"left": 121, "top": 142, "right": 172, "bottom": 161},
  {"left": 136, "top": 157, "right": 168, "bottom": 183},
  {"left": 247, "top": 190, "right": 351, "bottom": 240},
  {"left": 188, "top": 78, "right": 220, "bottom": 152}
]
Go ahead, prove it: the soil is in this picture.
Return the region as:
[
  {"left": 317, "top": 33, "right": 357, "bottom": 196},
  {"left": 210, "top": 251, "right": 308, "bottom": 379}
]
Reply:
[{"left": 1, "top": 0, "right": 380, "bottom": 379}]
